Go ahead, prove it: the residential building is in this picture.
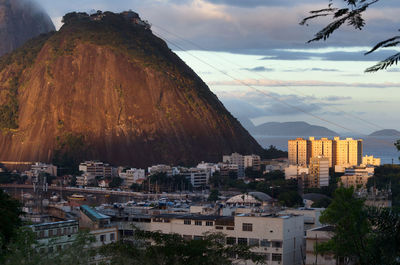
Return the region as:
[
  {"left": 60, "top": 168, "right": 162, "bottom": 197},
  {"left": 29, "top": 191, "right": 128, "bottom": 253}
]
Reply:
[
  {"left": 31, "top": 162, "right": 58, "bottom": 176},
  {"left": 284, "top": 165, "right": 309, "bottom": 180},
  {"left": 244, "top": 154, "right": 261, "bottom": 171},
  {"left": 179, "top": 168, "right": 210, "bottom": 188},
  {"left": 148, "top": 164, "right": 174, "bottom": 177},
  {"left": 362, "top": 155, "right": 381, "bottom": 166},
  {"left": 288, "top": 138, "right": 309, "bottom": 166},
  {"left": 196, "top": 162, "right": 219, "bottom": 176},
  {"left": 76, "top": 173, "right": 95, "bottom": 187},
  {"left": 333, "top": 137, "right": 363, "bottom": 168},
  {"left": 79, "top": 161, "right": 113, "bottom": 179},
  {"left": 218, "top": 163, "right": 239, "bottom": 178},
  {"left": 117, "top": 213, "right": 304, "bottom": 265},
  {"left": 308, "top": 137, "right": 333, "bottom": 167},
  {"left": 339, "top": 166, "right": 374, "bottom": 189},
  {"left": 119, "top": 168, "right": 145, "bottom": 187},
  {"left": 29, "top": 220, "right": 79, "bottom": 254},
  {"left": 308, "top": 156, "right": 330, "bottom": 188},
  {"left": 223, "top": 153, "right": 245, "bottom": 178},
  {"left": 306, "top": 226, "right": 336, "bottom": 265},
  {"left": 281, "top": 208, "right": 324, "bottom": 231}
]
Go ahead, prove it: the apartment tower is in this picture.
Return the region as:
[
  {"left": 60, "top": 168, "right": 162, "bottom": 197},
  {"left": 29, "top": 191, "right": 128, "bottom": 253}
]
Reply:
[{"left": 288, "top": 138, "right": 309, "bottom": 166}]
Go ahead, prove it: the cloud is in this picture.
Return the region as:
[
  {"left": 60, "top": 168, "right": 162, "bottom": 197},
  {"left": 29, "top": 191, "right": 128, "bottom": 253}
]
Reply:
[
  {"left": 324, "top": 96, "right": 352, "bottom": 101},
  {"left": 283, "top": 67, "right": 340, "bottom": 72},
  {"left": 241, "top": 66, "right": 274, "bottom": 72},
  {"left": 209, "top": 78, "right": 400, "bottom": 88}
]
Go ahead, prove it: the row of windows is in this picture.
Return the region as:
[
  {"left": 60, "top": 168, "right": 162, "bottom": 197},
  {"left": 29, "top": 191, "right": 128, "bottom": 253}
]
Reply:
[
  {"left": 226, "top": 237, "right": 282, "bottom": 248},
  {"left": 99, "top": 233, "right": 115, "bottom": 242},
  {"left": 255, "top": 253, "right": 282, "bottom": 262},
  {"left": 37, "top": 226, "right": 78, "bottom": 238},
  {"left": 183, "top": 220, "right": 214, "bottom": 226}
]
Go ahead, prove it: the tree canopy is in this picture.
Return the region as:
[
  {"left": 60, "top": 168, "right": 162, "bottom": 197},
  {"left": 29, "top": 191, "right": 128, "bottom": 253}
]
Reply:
[{"left": 301, "top": 0, "right": 399, "bottom": 72}]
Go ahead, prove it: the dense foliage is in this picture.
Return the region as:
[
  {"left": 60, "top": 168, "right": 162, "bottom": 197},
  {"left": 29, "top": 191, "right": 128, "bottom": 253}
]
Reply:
[
  {"left": 0, "top": 190, "right": 22, "bottom": 251},
  {"left": 301, "top": 0, "right": 399, "bottom": 72},
  {"left": 261, "top": 145, "right": 288, "bottom": 159},
  {"left": 317, "top": 187, "right": 400, "bottom": 264},
  {"left": 367, "top": 164, "right": 400, "bottom": 208}
]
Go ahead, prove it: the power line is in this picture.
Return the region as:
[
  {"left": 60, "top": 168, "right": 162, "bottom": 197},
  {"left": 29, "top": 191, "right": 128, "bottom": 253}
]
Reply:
[
  {"left": 154, "top": 30, "right": 367, "bottom": 136},
  {"left": 152, "top": 24, "right": 386, "bottom": 132}
]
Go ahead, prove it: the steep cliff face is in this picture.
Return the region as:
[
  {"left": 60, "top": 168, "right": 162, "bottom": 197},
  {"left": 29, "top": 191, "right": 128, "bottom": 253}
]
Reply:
[
  {"left": 0, "top": 12, "right": 262, "bottom": 167},
  {"left": 0, "top": 0, "right": 55, "bottom": 56}
]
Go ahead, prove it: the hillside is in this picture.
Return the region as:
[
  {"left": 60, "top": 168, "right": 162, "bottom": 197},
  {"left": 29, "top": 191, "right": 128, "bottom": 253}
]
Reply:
[
  {"left": 0, "top": 0, "right": 55, "bottom": 56},
  {"left": 252, "top": 121, "right": 338, "bottom": 136},
  {"left": 0, "top": 11, "right": 262, "bottom": 167},
  {"left": 369, "top": 129, "right": 400, "bottom": 137}
]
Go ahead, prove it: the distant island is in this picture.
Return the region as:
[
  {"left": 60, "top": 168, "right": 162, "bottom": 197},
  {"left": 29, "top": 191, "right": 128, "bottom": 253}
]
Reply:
[
  {"left": 369, "top": 129, "right": 400, "bottom": 137},
  {"left": 251, "top": 121, "right": 338, "bottom": 136}
]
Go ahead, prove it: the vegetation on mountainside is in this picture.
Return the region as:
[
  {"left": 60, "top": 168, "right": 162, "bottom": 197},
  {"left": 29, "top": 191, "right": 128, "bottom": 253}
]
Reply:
[{"left": 0, "top": 33, "right": 53, "bottom": 130}]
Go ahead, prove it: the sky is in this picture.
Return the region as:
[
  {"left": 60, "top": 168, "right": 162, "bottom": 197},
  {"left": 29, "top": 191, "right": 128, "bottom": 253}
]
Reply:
[{"left": 33, "top": 0, "right": 400, "bottom": 135}]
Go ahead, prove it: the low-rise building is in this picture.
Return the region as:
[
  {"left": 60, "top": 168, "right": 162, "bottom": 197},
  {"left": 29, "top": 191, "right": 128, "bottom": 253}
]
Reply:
[
  {"left": 29, "top": 220, "right": 79, "bottom": 253},
  {"left": 119, "top": 168, "right": 145, "bottom": 187},
  {"left": 148, "top": 164, "right": 174, "bottom": 177},
  {"left": 79, "top": 161, "right": 113, "bottom": 179},
  {"left": 117, "top": 213, "right": 304, "bottom": 265},
  {"left": 306, "top": 226, "right": 336, "bottom": 265},
  {"left": 284, "top": 165, "right": 309, "bottom": 180},
  {"left": 339, "top": 166, "right": 374, "bottom": 189},
  {"left": 362, "top": 155, "right": 381, "bottom": 166},
  {"left": 244, "top": 154, "right": 261, "bottom": 171},
  {"left": 223, "top": 153, "right": 245, "bottom": 178},
  {"left": 179, "top": 168, "right": 210, "bottom": 188}
]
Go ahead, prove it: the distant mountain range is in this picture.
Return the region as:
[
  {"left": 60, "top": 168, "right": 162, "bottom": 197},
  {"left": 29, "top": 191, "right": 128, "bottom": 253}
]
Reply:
[
  {"left": 369, "top": 129, "right": 400, "bottom": 137},
  {"left": 238, "top": 119, "right": 338, "bottom": 136}
]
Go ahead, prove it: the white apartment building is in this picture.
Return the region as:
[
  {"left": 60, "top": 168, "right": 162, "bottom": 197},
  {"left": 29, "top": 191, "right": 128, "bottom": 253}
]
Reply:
[
  {"left": 148, "top": 164, "right": 175, "bottom": 176},
  {"left": 309, "top": 156, "right": 330, "bottom": 188},
  {"left": 119, "top": 168, "right": 145, "bottom": 187},
  {"left": 118, "top": 213, "right": 304, "bottom": 265},
  {"left": 223, "top": 153, "right": 245, "bottom": 178},
  {"left": 284, "top": 165, "right": 309, "bottom": 180},
  {"left": 179, "top": 168, "right": 210, "bottom": 188},
  {"left": 31, "top": 162, "right": 58, "bottom": 176},
  {"left": 280, "top": 208, "right": 324, "bottom": 231},
  {"left": 79, "top": 161, "right": 113, "bottom": 178},
  {"left": 197, "top": 162, "right": 219, "bottom": 176},
  {"left": 244, "top": 154, "right": 262, "bottom": 171}
]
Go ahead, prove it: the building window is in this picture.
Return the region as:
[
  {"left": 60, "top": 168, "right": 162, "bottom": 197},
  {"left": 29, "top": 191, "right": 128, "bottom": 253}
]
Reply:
[
  {"left": 184, "top": 220, "right": 191, "bottom": 225},
  {"left": 57, "top": 228, "right": 61, "bottom": 236},
  {"left": 260, "top": 239, "right": 270, "bottom": 247},
  {"left": 193, "top": 236, "right": 203, "bottom": 240},
  {"left": 195, "top": 220, "right": 202, "bottom": 226},
  {"left": 57, "top": 245, "right": 62, "bottom": 251},
  {"left": 242, "top": 223, "right": 253, "bottom": 231},
  {"left": 100, "top": 235, "right": 105, "bottom": 242},
  {"left": 272, "top": 253, "right": 282, "bottom": 261},
  {"left": 39, "top": 231, "right": 44, "bottom": 238},
  {"left": 48, "top": 247, "right": 53, "bottom": 253},
  {"left": 226, "top": 226, "right": 234, "bottom": 230},
  {"left": 63, "top": 228, "right": 67, "bottom": 235},
  {"left": 49, "top": 230, "right": 53, "bottom": 237},
  {"left": 215, "top": 226, "right": 223, "bottom": 230},
  {"left": 206, "top": 221, "right": 213, "bottom": 226},
  {"left": 183, "top": 235, "right": 192, "bottom": 241},
  {"left": 226, "top": 237, "right": 236, "bottom": 245},
  {"left": 110, "top": 233, "right": 115, "bottom": 241},
  {"left": 237, "top": 238, "right": 248, "bottom": 245},
  {"left": 249, "top": 238, "right": 259, "bottom": 247},
  {"left": 272, "top": 241, "right": 282, "bottom": 248}
]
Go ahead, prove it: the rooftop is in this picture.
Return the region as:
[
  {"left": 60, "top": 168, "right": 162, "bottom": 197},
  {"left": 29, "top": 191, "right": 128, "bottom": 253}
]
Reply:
[{"left": 81, "top": 205, "right": 110, "bottom": 221}]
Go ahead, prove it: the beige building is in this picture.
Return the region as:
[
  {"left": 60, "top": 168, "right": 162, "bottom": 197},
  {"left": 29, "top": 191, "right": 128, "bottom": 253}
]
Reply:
[
  {"left": 244, "top": 154, "right": 261, "bottom": 171},
  {"left": 306, "top": 226, "right": 336, "bottom": 265},
  {"left": 288, "top": 138, "right": 309, "bottom": 166},
  {"left": 362, "top": 155, "right": 381, "bottom": 166},
  {"left": 339, "top": 166, "right": 373, "bottom": 189},
  {"left": 308, "top": 156, "right": 330, "bottom": 188},
  {"left": 333, "top": 137, "right": 363, "bottom": 167},
  {"left": 223, "top": 152, "right": 245, "bottom": 177},
  {"left": 116, "top": 213, "right": 304, "bottom": 265},
  {"left": 308, "top": 137, "right": 333, "bottom": 167}
]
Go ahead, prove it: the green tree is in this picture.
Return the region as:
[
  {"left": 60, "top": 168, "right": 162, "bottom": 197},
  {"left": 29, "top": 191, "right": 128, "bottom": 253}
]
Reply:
[
  {"left": 278, "top": 191, "right": 303, "bottom": 207},
  {"left": 301, "top": 0, "right": 399, "bottom": 72},
  {"left": 109, "top": 177, "right": 123, "bottom": 188},
  {"left": 208, "top": 189, "right": 220, "bottom": 202},
  {"left": 100, "top": 230, "right": 265, "bottom": 265},
  {"left": 0, "top": 190, "right": 22, "bottom": 249}
]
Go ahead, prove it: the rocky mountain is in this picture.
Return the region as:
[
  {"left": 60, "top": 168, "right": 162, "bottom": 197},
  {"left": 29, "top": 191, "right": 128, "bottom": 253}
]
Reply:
[
  {"left": 251, "top": 121, "right": 338, "bottom": 136},
  {"left": 0, "top": 11, "right": 262, "bottom": 167},
  {"left": 369, "top": 129, "right": 400, "bottom": 137},
  {"left": 0, "top": 0, "right": 55, "bottom": 56}
]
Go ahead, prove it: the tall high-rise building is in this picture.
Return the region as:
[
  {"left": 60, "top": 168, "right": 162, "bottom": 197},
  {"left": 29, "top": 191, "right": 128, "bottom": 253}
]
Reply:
[
  {"left": 288, "top": 138, "right": 309, "bottom": 166},
  {"left": 308, "top": 137, "right": 333, "bottom": 167},
  {"left": 333, "top": 137, "right": 363, "bottom": 167},
  {"left": 308, "top": 156, "right": 330, "bottom": 188}
]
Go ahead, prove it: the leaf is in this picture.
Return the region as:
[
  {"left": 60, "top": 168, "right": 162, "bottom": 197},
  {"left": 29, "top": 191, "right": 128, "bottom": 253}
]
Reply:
[
  {"left": 365, "top": 52, "right": 400, "bottom": 72},
  {"left": 365, "top": 36, "right": 400, "bottom": 55}
]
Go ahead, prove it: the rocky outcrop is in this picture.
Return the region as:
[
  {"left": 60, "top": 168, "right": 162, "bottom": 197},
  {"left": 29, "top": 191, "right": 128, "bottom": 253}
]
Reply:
[
  {"left": 0, "top": 11, "right": 262, "bottom": 167},
  {"left": 0, "top": 0, "right": 55, "bottom": 56}
]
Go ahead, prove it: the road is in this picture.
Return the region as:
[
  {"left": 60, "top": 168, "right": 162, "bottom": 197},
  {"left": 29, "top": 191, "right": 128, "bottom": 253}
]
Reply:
[{"left": 0, "top": 184, "right": 206, "bottom": 200}]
